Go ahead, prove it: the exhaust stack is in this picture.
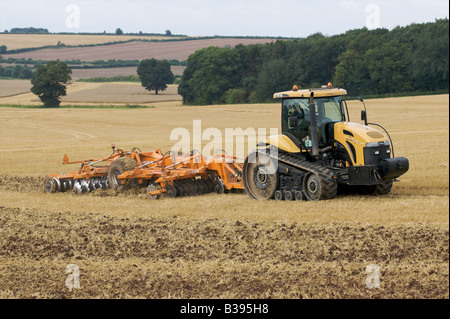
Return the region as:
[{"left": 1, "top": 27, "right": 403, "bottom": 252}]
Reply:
[{"left": 308, "top": 94, "right": 319, "bottom": 156}]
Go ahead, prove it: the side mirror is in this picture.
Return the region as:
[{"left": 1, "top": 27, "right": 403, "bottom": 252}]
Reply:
[
  {"left": 361, "top": 110, "right": 368, "bottom": 126},
  {"left": 357, "top": 96, "right": 364, "bottom": 102}
]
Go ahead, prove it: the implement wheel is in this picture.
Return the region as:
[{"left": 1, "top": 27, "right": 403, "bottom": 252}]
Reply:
[
  {"left": 43, "top": 175, "right": 56, "bottom": 193},
  {"left": 108, "top": 157, "right": 138, "bottom": 190},
  {"left": 242, "top": 151, "right": 279, "bottom": 200},
  {"left": 146, "top": 183, "right": 160, "bottom": 200},
  {"left": 165, "top": 184, "right": 177, "bottom": 198}
]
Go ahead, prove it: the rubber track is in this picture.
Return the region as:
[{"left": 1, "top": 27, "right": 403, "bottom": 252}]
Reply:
[{"left": 268, "top": 151, "right": 338, "bottom": 200}]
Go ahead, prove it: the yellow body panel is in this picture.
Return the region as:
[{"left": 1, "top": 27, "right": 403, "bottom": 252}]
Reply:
[
  {"left": 334, "top": 122, "right": 388, "bottom": 166},
  {"left": 264, "top": 123, "right": 388, "bottom": 166},
  {"left": 264, "top": 134, "right": 301, "bottom": 153},
  {"left": 274, "top": 88, "right": 347, "bottom": 99}
]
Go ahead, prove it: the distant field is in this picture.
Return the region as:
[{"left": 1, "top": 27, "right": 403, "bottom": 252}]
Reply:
[
  {"left": 70, "top": 67, "right": 139, "bottom": 80},
  {"left": 3, "top": 38, "right": 276, "bottom": 62},
  {"left": 0, "top": 80, "right": 182, "bottom": 106},
  {"left": 70, "top": 65, "right": 186, "bottom": 80},
  {"left": 0, "top": 79, "right": 32, "bottom": 97},
  {"left": 62, "top": 83, "right": 181, "bottom": 104},
  {"left": 0, "top": 34, "right": 179, "bottom": 50},
  {"left": 1, "top": 35, "right": 274, "bottom": 81},
  {"left": 0, "top": 65, "right": 184, "bottom": 81},
  {"left": 0, "top": 95, "right": 448, "bottom": 298}
]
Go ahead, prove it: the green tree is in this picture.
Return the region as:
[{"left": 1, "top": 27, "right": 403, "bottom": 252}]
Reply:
[
  {"left": 0, "top": 45, "right": 6, "bottom": 54},
  {"left": 137, "top": 58, "right": 174, "bottom": 95},
  {"left": 21, "top": 66, "right": 33, "bottom": 79},
  {"left": 178, "top": 46, "right": 243, "bottom": 105},
  {"left": 409, "top": 19, "right": 449, "bottom": 91},
  {"left": 255, "top": 58, "right": 294, "bottom": 101},
  {"left": 30, "top": 61, "right": 72, "bottom": 107},
  {"left": 11, "top": 64, "right": 33, "bottom": 79},
  {"left": 334, "top": 49, "right": 371, "bottom": 95},
  {"left": 366, "top": 40, "right": 412, "bottom": 93},
  {"left": 115, "top": 28, "right": 123, "bottom": 35},
  {"left": 176, "top": 19, "right": 448, "bottom": 105},
  {"left": 224, "top": 88, "right": 247, "bottom": 104}
]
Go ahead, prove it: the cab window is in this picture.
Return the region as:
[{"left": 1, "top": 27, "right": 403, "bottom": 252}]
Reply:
[{"left": 282, "top": 97, "right": 343, "bottom": 147}]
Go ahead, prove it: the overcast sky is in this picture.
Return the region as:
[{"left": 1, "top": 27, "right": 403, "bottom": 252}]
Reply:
[{"left": 0, "top": 0, "right": 448, "bottom": 37}]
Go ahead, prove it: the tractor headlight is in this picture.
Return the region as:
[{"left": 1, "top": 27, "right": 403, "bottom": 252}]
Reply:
[
  {"left": 366, "top": 140, "right": 390, "bottom": 147},
  {"left": 366, "top": 142, "right": 380, "bottom": 147}
]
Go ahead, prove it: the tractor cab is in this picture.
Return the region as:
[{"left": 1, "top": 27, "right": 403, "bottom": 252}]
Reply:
[
  {"left": 275, "top": 84, "right": 347, "bottom": 153},
  {"left": 282, "top": 95, "right": 345, "bottom": 149}
]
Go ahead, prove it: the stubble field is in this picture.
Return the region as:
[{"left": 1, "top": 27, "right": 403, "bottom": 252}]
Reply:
[
  {"left": 0, "top": 80, "right": 182, "bottom": 106},
  {"left": 69, "top": 65, "right": 186, "bottom": 80},
  {"left": 0, "top": 94, "right": 448, "bottom": 298},
  {"left": 0, "top": 34, "right": 179, "bottom": 50}
]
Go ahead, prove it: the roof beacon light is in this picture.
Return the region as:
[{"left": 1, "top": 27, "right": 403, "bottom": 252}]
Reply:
[
  {"left": 327, "top": 82, "right": 333, "bottom": 88},
  {"left": 292, "top": 85, "right": 298, "bottom": 91}
]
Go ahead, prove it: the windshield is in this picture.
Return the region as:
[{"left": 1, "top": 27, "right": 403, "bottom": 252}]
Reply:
[
  {"left": 282, "top": 97, "right": 344, "bottom": 122},
  {"left": 282, "top": 96, "right": 344, "bottom": 148}
]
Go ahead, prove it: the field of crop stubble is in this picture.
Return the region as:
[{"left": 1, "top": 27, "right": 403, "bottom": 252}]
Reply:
[
  {"left": 0, "top": 80, "right": 182, "bottom": 106},
  {"left": 0, "top": 94, "right": 448, "bottom": 298}
]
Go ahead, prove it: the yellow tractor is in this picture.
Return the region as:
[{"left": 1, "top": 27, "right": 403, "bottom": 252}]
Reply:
[{"left": 242, "top": 84, "right": 409, "bottom": 201}]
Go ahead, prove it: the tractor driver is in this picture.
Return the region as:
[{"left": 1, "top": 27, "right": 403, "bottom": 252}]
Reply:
[
  {"left": 287, "top": 106, "right": 298, "bottom": 131},
  {"left": 287, "top": 102, "right": 310, "bottom": 142}
]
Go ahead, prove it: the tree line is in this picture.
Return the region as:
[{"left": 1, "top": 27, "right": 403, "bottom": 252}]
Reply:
[
  {"left": 178, "top": 19, "right": 449, "bottom": 105},
  {"left": 4, "top": 27, "right": 49, "bottom": 34},
  {"left": 0, "top": 56, "right": 186, "bottom": 80},
  {"left": 0, "top": 56, "right": 187, "bottom": 68},
  {"left": 0, "top": 64, "right": 33, "bottom": 79}
]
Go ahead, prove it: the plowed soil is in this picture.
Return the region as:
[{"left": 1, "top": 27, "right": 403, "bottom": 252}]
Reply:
[{"left": 0, "top": 206, "right": 447, "bottom": 298}]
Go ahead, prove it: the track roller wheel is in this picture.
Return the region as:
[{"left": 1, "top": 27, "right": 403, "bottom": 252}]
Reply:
[
  {"left": 284, "top": 190, "right": 293, "bottom": 201},
  {"left": 108, "top": 157, "right": 138, "bottom": 191},
  {"left": 294, "top": 190, "right": 304, "bottom": 201},
  {"left": 274, "top": 190, "right": 283, "bottom": 201}
]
